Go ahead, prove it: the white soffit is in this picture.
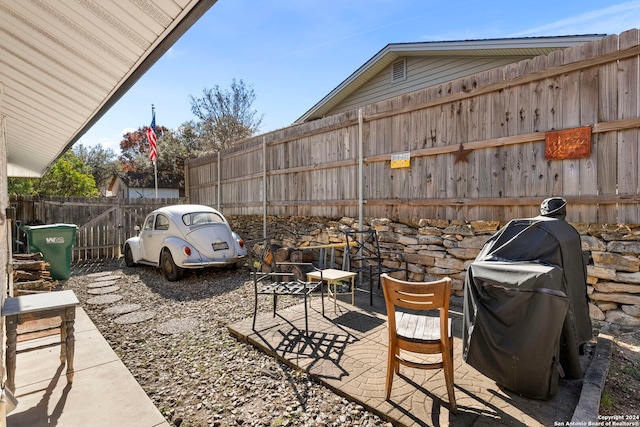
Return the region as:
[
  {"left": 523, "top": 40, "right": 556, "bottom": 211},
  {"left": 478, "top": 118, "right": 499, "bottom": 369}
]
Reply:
[{"left": 0, "top": 0, "right": 216, "bottom": 177}]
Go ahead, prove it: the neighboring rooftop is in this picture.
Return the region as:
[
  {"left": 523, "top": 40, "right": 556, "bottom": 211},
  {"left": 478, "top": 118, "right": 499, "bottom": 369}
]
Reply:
[
  {"left": 295, "top": 34, "right": 606, "bottom": 123},
  {"left": 109, "top": 171, "right": 184, "bottom": 191}
]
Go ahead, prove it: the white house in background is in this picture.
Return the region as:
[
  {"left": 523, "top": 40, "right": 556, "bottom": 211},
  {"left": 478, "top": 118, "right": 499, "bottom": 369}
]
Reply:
[
  {"left": 108, "top": 171, "right": 184, "bottom": 199},
  {"left": 295, "top": 34, "right": 605, "bottom": 123}
]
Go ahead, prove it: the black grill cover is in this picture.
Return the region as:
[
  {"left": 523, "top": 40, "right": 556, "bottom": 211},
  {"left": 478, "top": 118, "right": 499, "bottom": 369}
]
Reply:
[{"left": 462, "top": 215, "right": 592, "bottom": 399}]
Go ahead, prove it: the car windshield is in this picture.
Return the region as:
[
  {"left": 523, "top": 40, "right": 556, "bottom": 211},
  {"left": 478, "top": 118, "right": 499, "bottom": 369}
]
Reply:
[{"left": 182, "top": 212, "right": 225, "bottom": 226}]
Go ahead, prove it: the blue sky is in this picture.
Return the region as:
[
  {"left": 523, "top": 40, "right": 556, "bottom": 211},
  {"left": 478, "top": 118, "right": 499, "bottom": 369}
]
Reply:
[{"left": 76, "top": 0, "right": 640, "bottom": 153}]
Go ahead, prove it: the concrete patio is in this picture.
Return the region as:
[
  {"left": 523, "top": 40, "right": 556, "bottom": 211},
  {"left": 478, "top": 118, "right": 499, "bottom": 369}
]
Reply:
[
  {"left": 6, "top": 306, "right": 168, "bottom": 427},
  {"left": 3, "top": 278, "right": 608, "bottom": 427},
  {"left": 228, "top": 288, "right": 602, "bottom": 427}
]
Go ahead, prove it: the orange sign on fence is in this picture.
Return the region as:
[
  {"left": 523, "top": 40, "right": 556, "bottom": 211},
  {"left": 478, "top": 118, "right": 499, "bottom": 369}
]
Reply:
[{"left": 545, "top": 126, "right": 591, "bottom": 160}]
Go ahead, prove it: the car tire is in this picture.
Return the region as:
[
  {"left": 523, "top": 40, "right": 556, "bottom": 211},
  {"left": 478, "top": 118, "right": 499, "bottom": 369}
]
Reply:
[
  {"left": 124, "top": 244, "right": 136, "bottom": 267},
  {"left": 161, "top": 249, "right": 184, "bottom": 281}
]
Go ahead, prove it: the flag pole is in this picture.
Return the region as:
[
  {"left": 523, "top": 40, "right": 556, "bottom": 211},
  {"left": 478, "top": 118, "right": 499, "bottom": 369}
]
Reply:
[
  {"left": 148, "top": 104, "right": 158, "bottom": 198},
  {"left": 153, "top": 105, "right": 158, "bottom": 198},
  {"left": 154, "top": 159, "right": 158, "bottom": 198}
]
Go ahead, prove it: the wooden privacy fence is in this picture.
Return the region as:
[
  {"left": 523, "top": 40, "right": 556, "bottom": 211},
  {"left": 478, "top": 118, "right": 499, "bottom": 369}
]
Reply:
[
  {"left": 185, "top": 29, "right": 640, "bottom": 225},
  {"left": 9, "top": 196, "right": 184, "bottom": 260}
]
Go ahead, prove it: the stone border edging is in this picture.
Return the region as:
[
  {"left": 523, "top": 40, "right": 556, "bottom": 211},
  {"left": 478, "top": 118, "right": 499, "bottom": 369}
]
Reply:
[
  {"left": 103, "top": 304, "right": 142, "bottom": 315},
  {"left": 87, "top": 285, "right": 120, "bottom": 295},
  {"left": 571, "top": 323, "right": 613, "bottom": 423},
  {"left": 114, "top": 310, "right": 156, "bottom": 324},
  {"left": 87, "top": 280, "right": 117, "bottom": 288},
  {"left": 93, "top": 275, "right": 122, "bottom": 281},
  {"left": 87, "top": 294, "right": 123, "bottom": 305}
]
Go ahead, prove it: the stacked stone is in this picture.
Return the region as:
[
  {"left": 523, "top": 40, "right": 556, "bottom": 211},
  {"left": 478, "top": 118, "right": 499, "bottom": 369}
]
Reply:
[
  {"left": 229, "top": 215, "right": 640, "bottom": 328},
  {"left": 577, "top": 223, "right": 640, "bottom": 327}
]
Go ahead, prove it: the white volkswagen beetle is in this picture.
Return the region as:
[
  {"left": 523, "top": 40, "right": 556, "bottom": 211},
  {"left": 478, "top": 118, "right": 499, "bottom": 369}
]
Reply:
[{"left": 123, "top": 204, "right": 247, "bottom": 281}]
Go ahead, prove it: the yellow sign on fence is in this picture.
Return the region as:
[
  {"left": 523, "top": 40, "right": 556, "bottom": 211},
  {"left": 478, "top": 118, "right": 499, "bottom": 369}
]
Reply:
[{"left": 391, "top": 152, "right": 410, "bottom": 169}]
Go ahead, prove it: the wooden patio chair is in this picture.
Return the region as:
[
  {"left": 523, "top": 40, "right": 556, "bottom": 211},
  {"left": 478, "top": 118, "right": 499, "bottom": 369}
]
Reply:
[
  {"left": 344, "top": 229, "right": 408, "bottom": 305},
  {"left": 246, "top": 237, "right": 324, "bottom": 335},
  {"left": 381, "top": 273, "right": 457, "bottom": 413}
]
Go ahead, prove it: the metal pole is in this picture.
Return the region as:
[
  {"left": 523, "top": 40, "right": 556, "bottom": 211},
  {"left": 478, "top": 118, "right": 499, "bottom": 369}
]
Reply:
[
  {"left": 151, "top": 104, "right": 158, "bottom": 198},
  {"left": 217, "top": 150, "right": 221, "bottom": 211},
  {"left": 154, "top": 162, "right": 158, "bottom": 198},
  {"left": 263, "top": 136, "right": 267, "bottom": 238},
  {"left": 184, "top": 163, "right": 190, "bottom": 203},
  {"left": 358, "top": 109, "right": 363, "bottom": 231}
]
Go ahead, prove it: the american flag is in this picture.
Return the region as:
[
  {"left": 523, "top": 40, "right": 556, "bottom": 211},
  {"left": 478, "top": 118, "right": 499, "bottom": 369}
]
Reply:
[{"left": 147, "top": 110, "right": 158, "bottom": 164}]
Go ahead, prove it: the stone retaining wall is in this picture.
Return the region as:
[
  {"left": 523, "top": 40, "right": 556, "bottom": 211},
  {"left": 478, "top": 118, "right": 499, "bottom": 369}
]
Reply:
[{"left": 229, "top": 215, "right": 640, "bottom": 328}]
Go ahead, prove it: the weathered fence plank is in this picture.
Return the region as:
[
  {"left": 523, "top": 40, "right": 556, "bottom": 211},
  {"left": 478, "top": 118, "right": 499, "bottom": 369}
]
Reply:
[
  {"left": 181, "top": 32, "right": 640, "bottom": 224},
  {"left": 617, "top": 30, "right": 640, "bottom": 223},
  {"left": 9, "top": 196, "right": 184, "bottom": 261}
]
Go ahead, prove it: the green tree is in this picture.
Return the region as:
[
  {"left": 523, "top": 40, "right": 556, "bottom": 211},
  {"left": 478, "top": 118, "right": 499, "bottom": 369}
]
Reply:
[
  {"left": 7, "top": 177, "right": 39, "bottom": 195},
  {"left": 38, "top": 152, "right": 99, "bottom": 197},
  {"left": 173, "top": 120, "right": 207, "bottom": 154},
  {"left": 74, "top": 144, "right": 121, "bottom": 196},
  {"left": 127, "top": 121, "right": 219, "bottom": 182},
  {"left": 190, "top": 79, "right": 263, "bottom": 151},
  {"left": 8, "top": 152, "right": 99, "bottom": 197},
  {"left": 131, "top": 130, "right": 190, "bottom": 185},
  {"left": 118, "top": 125, "right": 169, "bottom": 171}
]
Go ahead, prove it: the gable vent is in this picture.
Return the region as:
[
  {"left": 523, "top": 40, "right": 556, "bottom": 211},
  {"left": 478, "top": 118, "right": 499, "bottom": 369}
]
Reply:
[{"left": 391, "top": 59, "right": 406, "bottom": 83}]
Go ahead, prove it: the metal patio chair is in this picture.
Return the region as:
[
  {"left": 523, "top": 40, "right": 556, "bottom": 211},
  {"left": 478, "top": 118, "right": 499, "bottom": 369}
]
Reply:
[
  {"left": 344, "top": 229, "right": 408, "bottom": 305},
  {"left": 246, "top": 237, "right": 324, "bottom": 335}
]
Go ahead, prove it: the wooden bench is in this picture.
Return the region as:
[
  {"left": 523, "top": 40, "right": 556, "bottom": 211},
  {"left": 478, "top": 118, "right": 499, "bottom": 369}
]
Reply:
[{"left": 2, "top": 290, "right": 79, "bottom": 392}]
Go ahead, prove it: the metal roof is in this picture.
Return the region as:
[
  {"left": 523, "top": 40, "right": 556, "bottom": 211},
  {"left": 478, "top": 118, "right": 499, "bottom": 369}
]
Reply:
[
  {"left": 295, "top": 35, "right": 606, "bottom": 124},
  {"left": 1, "top": 0, "right": 217, "bottom": 177}
]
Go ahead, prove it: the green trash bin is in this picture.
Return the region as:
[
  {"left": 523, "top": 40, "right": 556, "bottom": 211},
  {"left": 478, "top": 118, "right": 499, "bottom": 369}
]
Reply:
[{"left": 21, "top": 223, "right": 78, "bottom": 280}]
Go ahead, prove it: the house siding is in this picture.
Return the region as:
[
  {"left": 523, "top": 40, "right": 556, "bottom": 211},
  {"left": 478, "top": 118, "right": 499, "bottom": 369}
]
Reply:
[
  {"left": 127, "top": 188, "right": 179, "bottom": 199},
  {"left": 329, "top": 55, "right": 531, "bottom": 115},
  {"left": 107, "top": 174, "right": 183, "bottom": 199}
]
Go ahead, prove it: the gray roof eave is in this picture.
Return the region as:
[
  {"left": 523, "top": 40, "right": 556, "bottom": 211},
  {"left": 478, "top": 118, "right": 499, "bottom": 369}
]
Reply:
[{"left": 294, "top": 34, "right": 607, "bottom": 124}]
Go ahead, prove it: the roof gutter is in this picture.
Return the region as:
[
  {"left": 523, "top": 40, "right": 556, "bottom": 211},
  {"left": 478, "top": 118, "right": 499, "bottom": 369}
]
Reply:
[{"left": 47, "top": 0, "right": 218, "bottom": 174}]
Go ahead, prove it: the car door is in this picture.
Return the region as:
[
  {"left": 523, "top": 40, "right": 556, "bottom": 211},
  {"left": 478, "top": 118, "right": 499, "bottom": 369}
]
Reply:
[
  {"left": 141, "top": 213, "right": 170, "bottom": 265},
  {"left": 139, "top": 214, "right": 156, "bottom": 262}
]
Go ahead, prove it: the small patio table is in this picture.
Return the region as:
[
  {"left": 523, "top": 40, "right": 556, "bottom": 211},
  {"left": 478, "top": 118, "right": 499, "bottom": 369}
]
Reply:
[
  {"left": 2, "top": 290, "right": 79, "bottom": 392},
  {"left": 307, "top": 268, "right": 356, "bottom": 313}
]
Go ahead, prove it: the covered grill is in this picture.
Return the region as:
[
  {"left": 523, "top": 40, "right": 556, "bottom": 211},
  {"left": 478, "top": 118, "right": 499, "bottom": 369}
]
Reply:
[{"left": 462, "top": 214, "right": 592, "bottom": 399}]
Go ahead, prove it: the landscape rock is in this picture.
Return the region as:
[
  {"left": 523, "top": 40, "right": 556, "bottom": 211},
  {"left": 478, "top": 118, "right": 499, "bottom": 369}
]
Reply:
[
  {"left": 605, "top": 309, "right": 640, "bottom": 327},
  {"left": 65, "top": 261, "right": 387, "bottom": 427},
  {"left": 621, "top": 305, "right": 640, "bottom": 317}
]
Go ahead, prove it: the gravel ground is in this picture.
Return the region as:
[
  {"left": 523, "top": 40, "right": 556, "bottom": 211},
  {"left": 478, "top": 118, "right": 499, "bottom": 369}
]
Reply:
[{"left": 64, "top": 259, "right": 389, "bottom": 427}]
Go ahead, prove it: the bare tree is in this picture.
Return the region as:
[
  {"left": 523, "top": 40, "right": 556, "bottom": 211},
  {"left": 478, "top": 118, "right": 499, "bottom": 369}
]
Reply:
[{"left": 190, "top": 79, "right": 263, "bottom": 151}]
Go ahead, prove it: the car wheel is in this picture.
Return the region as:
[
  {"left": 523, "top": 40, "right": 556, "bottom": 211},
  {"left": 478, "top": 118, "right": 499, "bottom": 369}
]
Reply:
[
  {"left": 161, "top": 249, "right": 184, "bottom": 281},
  {"left": 124, "top": 244, "right": 136, "bottom": 267}
]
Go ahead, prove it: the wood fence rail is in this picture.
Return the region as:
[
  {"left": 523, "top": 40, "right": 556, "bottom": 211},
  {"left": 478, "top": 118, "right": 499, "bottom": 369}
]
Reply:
[
  {"left": 8, "top": 31, "right": 640, "bottom": 261},
  {"left": 185, "top": 30, "right": 640, "bottom": 224},
  {"left": 9, "top": 196, "right": 184, "bottom": 260}
]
